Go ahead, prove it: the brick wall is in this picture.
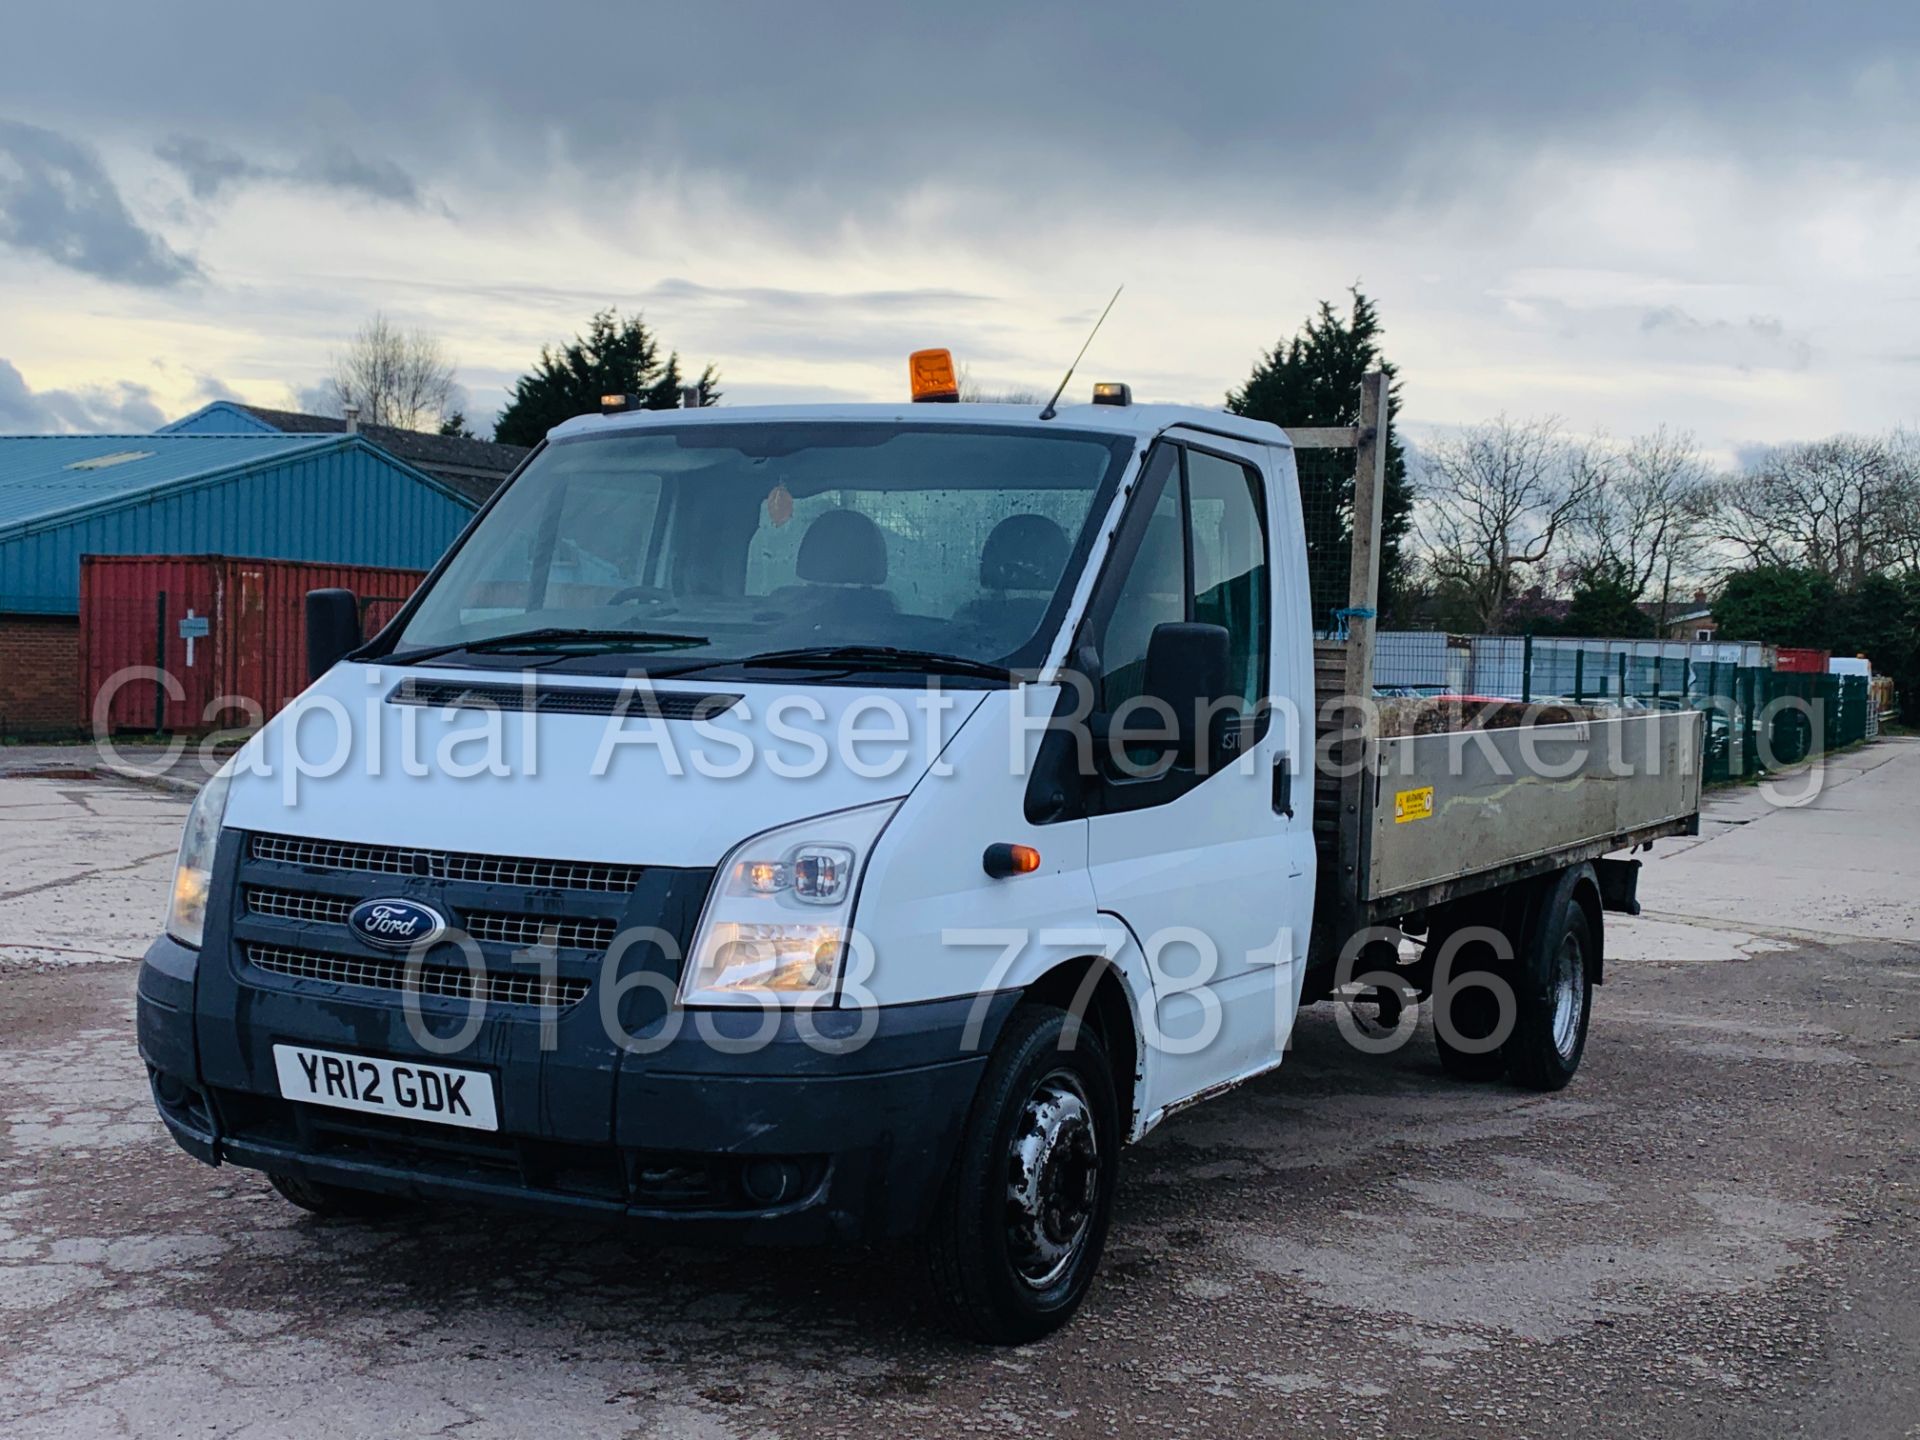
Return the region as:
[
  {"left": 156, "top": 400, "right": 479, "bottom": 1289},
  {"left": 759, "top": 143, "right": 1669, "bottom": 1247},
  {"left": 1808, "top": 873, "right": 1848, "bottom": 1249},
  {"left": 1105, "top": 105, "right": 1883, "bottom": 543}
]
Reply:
[{"left": 0, "top": 614, "right": 82, "bottom": 737}]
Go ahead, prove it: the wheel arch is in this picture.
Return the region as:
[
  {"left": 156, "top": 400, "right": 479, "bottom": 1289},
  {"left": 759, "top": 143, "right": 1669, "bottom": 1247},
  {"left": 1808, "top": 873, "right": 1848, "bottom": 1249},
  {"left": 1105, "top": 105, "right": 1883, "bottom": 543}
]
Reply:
[
  {"left": 1019, "top": 951, "right": 1149, "bottom": 1143},
  {"left": 1561, "top": 862, "right": 1605, "bottom": 985}
]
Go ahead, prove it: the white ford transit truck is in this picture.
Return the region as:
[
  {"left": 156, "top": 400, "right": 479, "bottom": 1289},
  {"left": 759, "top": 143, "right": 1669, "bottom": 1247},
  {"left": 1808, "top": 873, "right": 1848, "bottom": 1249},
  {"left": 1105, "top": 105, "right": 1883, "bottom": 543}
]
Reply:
[{"left": 138, "top": 370, "right": 1701, "bottom": 1342}]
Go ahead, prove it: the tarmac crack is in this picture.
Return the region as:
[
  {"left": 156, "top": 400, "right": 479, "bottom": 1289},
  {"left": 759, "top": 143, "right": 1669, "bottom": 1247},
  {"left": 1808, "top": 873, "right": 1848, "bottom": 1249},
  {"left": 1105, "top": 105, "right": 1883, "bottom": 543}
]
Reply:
[{"left": 0, "top": 851, "right": 177, "bottom": 906}]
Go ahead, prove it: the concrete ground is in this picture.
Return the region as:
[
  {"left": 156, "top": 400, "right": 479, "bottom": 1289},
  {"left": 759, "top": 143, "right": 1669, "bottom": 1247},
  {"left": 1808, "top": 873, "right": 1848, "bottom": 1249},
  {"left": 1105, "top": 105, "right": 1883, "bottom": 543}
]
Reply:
[
  {"left": 1, "top": 743, "right": 1916, "bottom": 1438},
  {"left": 0, "top": 740, "right": 221, "bottom": 797}
]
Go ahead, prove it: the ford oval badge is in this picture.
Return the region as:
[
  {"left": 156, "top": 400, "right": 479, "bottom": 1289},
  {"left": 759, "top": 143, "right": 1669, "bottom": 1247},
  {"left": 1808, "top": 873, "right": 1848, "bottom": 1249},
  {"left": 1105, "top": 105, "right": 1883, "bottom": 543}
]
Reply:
[{"left": 348, "top": 898, "right": 448, "bottom": 951}]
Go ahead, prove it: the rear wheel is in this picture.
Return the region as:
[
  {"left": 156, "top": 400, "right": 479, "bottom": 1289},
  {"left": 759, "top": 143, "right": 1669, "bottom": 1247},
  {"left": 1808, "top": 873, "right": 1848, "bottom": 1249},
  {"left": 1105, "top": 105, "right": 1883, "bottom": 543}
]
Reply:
[
  {"left": 1505, "top": 897, "right": 1595, "bottom": 1091},
  {"left": 926, "top": 1005, "right": 1120, "bottom": 1345},
  {"left": 1434, "top": 984, "right": 1510, "bottom": 1082},
  {"left": 268, "top": 1172, "right": 413, "bottom": 1219},
  {"left": 1431, "top": 917, "right": 1511, "bottom": 1083}
]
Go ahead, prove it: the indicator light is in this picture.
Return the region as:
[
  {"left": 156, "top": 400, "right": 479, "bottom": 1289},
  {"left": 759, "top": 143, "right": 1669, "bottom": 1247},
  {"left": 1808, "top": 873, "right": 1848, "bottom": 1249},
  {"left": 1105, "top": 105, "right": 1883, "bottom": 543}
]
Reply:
[{"left": 982, "top": 842, "right": 1042, "bottom": 879}]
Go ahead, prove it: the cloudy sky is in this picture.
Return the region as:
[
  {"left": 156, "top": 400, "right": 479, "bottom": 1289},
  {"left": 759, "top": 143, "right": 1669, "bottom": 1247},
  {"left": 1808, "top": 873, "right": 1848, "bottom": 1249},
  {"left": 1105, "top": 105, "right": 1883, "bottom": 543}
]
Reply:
[{"left": 1, "top": 1, "right": 1916, "bottom": 458}]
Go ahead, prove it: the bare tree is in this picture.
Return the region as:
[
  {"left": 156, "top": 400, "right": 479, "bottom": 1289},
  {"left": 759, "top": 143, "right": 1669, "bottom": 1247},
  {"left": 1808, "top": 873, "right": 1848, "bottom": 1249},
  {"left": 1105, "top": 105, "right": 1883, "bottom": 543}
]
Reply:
[
  {"left": 1418, "top": 415, "right": 1589, "bottom": 632},
  {"left": 1567, "top": 426, "right": 1717, "bottom": 627},
  {"left": 1715, "top": 434, "right": 1920, "bottom": 589},
  {"left": 957, "top": 365, "right": 1041, "bottom": 405},
  {"left": 1881, "top": 429, "right": 1920, "bottom": 577},
  {"left": 325, "top": 312, "right": 459, "bottom": 431}
]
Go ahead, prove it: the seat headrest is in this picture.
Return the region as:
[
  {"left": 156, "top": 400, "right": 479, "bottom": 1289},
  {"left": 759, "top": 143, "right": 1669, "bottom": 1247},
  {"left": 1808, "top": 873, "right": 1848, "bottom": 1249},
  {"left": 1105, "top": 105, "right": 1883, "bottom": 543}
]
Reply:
[
  {"left": 796, "top": 508, "right": 888, "bottom": 585},
  {"left": 980, "top": 514, "right": 1070, "bottom": 591}
]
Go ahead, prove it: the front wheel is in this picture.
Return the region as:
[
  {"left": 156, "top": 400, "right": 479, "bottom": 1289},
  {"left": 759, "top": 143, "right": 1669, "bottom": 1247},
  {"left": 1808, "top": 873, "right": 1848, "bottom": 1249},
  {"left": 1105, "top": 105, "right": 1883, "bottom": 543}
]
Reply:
[{"left": 926, "top": 1005, "right": 1120, "bottom": 1344}]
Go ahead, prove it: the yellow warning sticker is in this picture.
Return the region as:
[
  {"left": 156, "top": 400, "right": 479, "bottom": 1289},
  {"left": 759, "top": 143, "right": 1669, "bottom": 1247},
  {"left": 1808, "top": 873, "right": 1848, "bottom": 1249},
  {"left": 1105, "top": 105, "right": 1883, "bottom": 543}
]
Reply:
[{"left": 1394, "top": 786, "right": 1434, "bottom": 823}]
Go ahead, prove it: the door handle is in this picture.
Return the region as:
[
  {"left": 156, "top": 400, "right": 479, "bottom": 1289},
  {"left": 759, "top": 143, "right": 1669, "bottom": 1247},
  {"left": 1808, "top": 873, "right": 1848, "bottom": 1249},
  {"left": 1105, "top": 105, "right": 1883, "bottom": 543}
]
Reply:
[{"left": 1273, "top": 754, "right": 1294, "bottom": 818}]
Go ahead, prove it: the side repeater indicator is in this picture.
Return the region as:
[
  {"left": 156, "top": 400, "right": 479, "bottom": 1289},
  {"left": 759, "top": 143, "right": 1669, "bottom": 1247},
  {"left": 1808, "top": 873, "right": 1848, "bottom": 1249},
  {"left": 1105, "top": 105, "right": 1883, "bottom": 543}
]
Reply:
[{"left": 982, "top": 843, "right": 1042, "bottom": 879}]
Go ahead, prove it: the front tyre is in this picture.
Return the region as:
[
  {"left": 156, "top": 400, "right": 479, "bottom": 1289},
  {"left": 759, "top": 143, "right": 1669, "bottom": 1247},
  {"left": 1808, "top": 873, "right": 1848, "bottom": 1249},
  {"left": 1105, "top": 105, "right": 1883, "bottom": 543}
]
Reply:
[{"left": 927, "top": 1004, "right": 1120, "bottom": 1344}]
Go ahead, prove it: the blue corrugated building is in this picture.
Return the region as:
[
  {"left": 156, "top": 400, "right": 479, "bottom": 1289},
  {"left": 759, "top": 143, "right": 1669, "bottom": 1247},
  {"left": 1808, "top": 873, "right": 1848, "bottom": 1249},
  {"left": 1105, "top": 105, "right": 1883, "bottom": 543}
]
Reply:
[
  {"left": 0, "top": 432, "right": 475, "bottom": 733},
  {"left": 160, "top": 402, "right": 529, "bottom": 504}
]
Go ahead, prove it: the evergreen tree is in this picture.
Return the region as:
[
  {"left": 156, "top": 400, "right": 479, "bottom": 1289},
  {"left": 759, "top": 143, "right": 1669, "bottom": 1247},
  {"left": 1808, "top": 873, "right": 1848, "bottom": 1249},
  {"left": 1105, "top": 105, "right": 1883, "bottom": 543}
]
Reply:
[
  {"left": 1560, "top": 564, "right": 1654, "bottom": 638},
  {"left": 1712, "top": 566, "right": 1837, "bottom": 648},
  {"left": 494, "top": 310, "right": 720, "bottom": 446},
  {"left": 1227, "top": 289, "right": 1414, "bottom": 626}
]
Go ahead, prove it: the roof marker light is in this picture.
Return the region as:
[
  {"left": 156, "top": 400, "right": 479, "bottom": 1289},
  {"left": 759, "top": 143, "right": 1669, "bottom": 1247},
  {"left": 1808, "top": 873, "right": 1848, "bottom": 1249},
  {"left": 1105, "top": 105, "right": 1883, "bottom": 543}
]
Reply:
[{"left": 1091, "top": 382, "right": 1132, "bottom": 406}]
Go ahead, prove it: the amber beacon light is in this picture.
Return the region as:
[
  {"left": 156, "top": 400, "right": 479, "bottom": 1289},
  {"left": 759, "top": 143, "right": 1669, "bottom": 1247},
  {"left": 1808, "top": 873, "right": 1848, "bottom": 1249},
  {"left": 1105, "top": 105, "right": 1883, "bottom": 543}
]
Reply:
[{"left": 908, "top": 348, "right": 960, "bottom": 403}]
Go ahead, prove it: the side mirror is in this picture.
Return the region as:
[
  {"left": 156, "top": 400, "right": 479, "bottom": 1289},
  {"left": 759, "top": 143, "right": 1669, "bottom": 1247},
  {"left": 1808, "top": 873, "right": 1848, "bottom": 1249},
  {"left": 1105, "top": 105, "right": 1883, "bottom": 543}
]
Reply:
[
  {"left": 305, "top": 589, "right": 362, "bottom": 681},
  {"left": 1143, "top": 621, "right": 1232, "bottom": 768}
]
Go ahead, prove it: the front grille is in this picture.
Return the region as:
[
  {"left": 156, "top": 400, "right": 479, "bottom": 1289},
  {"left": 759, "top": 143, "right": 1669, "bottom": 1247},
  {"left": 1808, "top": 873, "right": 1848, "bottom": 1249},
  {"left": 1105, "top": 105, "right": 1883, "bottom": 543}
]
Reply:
[
  {"left": 251, "top": 834, "right": 642, "bottom": 894},
  {"left": 243, "top": 886, "right": 617, "bottom": 954},
  {"left": 464, "top": 912, "right": 619, "bottom": 951},
  {"left": 246, "top": 887, "right": 353, "bottom": 924},
  {"left": 388, "top": 676, "right": 741, "bottom": 722},
  {"left": 246, "top": 943, "right": 591, "bottom": 1009}
]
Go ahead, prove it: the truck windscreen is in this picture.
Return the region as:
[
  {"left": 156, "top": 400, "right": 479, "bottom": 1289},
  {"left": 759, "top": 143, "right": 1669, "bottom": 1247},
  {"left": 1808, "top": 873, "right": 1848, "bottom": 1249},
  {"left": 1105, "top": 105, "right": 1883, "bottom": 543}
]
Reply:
[{"left": 394, "top": 422, "right": 1136, "bottom": 674}]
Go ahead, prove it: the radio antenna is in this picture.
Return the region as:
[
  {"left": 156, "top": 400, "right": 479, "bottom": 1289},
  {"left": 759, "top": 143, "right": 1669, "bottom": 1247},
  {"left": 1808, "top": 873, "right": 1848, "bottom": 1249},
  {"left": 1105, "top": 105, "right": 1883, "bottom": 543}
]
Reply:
[{"left": 1038, "top": 285, "right": 1123, "bottom": 420}]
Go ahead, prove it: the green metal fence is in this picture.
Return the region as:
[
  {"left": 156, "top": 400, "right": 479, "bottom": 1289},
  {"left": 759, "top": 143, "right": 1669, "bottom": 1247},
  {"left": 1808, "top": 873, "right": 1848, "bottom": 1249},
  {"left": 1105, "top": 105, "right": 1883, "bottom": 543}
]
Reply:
[
  {"left": 1562, "top": 657, "right": 1871, "bottom": 785},
  {"left": 1372, "top": 631, "right": 1875, "bottom": 786}
]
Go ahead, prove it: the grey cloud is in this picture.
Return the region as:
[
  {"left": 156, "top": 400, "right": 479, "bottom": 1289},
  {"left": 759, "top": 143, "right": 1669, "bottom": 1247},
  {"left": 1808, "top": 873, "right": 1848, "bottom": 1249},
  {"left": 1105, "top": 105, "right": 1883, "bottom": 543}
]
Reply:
[
  {"left": 0, "top": 359, "right": 169, "bottom": 433},
  {"left": 1640, "top": 305, "right": 1701, "bottom": 334},
  {"left": 11, "top": 2, "right": 1919, "bottom": 233},
  {"left": 188, "top": 369, "right": 244, "bottom": 404},
  {"left": 1638, "top": 307, "right": 1812, "bottom": 370},
  {"left": 291, "top": 381, "right": 341, "bottom": 417},
  {"left": 643, "top": 279, "right": 992, "bottom": 314},
  {"left": 275, "top": 271, "right": 1029, "bottom": 389},
  {"left": 154, "top": 135, "right": 255, "bottom": 201},
  {"left": 309, "top": 274, "right": 991, "bottom": 324},
  {"left": 158, "top": 133, "right": 425, "bottom": 208},
  {"left": 297, "top": 146, "right": 422, "bottom": 206},
  {"left": 0, "top": 119, "right": 199, "bottom": 287},
  {"left": 1640, "top": 306, "right": 1784, "bottom": 338}
]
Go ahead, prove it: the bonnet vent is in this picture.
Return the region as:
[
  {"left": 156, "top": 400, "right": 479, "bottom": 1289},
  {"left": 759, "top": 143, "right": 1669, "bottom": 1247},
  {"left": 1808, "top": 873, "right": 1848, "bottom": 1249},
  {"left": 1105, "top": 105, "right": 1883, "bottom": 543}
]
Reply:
[{"left": 388, "top": 676, "right": 742, "bottom": 722}]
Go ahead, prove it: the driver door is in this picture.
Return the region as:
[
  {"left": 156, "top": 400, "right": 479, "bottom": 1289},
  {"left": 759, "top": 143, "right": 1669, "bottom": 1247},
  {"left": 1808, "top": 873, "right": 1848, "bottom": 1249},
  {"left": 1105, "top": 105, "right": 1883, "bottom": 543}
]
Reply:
[{"left": 1077, "top": 434, "right": 1313, "bottom": 1118}]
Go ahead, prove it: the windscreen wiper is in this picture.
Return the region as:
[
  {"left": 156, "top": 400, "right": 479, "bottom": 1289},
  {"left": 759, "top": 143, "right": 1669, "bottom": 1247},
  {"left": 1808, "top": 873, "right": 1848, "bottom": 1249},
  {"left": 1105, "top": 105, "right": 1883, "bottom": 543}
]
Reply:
[
  {"left": 732, "top": 644, "right": 1019, "bottom": 683},
  {"left": 383, "top": 628, "right": 712, "bottom": 665}
]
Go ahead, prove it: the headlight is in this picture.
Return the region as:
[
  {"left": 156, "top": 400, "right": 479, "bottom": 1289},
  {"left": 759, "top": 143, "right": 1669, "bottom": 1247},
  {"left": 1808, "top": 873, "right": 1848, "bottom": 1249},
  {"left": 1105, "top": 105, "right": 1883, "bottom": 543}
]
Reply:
[
  {"left": 678, "top": 801, "right": 898, "bottom": 1007},
  {"left": 166, "top": 767, "right": 234, "bottom": 948}
]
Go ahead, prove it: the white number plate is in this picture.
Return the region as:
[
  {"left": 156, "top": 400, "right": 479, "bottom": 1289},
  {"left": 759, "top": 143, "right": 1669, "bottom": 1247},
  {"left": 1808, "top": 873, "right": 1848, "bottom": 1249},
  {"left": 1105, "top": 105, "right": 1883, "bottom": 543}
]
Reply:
[{"left": 272, "top": 1045, "right": 498, "bottom": 1132}]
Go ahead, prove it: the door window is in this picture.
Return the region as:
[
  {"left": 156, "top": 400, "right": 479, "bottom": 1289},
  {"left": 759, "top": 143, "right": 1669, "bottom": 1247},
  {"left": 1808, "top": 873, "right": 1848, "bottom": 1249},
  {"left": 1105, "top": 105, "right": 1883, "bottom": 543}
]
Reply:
[
  {"left": 1185, "top": 448, "right": 1270, "bottom": 709},
  {"left": 1091, "top": 444, "right": 1270, "bottom": 714},
  {"left": 1093, "top": 452, "right": 1186, "bottom": 715},
  {"left": 1080, "top": 441, "right": 1272, "bottom": 806}
]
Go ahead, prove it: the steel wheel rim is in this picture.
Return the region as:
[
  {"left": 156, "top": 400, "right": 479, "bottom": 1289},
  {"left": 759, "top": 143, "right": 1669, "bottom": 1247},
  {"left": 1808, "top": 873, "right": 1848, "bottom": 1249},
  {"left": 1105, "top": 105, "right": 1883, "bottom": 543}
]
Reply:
[
  {"left": 1005, "top": 1068, "right": 1100, "bottom": 1290},
  {"left": 1550, "top": 930, "right": 1585, "bottom": 1060}
]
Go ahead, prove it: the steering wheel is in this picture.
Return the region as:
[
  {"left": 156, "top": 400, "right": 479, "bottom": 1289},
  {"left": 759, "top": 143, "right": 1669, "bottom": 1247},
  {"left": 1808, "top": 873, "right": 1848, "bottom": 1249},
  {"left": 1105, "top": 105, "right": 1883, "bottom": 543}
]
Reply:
[{"left": 608, "top": 585, "right": 670, "bottom": 606}]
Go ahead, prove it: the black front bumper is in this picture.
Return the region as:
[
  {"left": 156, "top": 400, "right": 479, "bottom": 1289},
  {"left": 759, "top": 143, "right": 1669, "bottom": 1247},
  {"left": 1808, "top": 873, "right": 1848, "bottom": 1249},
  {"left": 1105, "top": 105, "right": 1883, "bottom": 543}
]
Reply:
[{"left": 139, "top": 933, "right": 1015, "bottom": 1244}]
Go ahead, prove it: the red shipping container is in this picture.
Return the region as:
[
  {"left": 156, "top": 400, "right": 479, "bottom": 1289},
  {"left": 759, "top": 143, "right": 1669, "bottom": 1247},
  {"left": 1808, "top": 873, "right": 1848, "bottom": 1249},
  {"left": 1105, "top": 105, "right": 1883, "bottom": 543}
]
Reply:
[
  {"left": 1773, "top": 646, "right": 1832, "bottom": 676},
  {"left": 80, "top": 554, "right": 426, "bottom": 735}
]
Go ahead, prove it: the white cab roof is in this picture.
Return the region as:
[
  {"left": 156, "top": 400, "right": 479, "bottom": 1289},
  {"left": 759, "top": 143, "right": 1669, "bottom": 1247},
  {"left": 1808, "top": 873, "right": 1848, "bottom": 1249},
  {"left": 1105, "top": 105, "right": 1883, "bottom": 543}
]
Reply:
[{"left": 548, "top": 401, "right": 1291, "bottom": 450}]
